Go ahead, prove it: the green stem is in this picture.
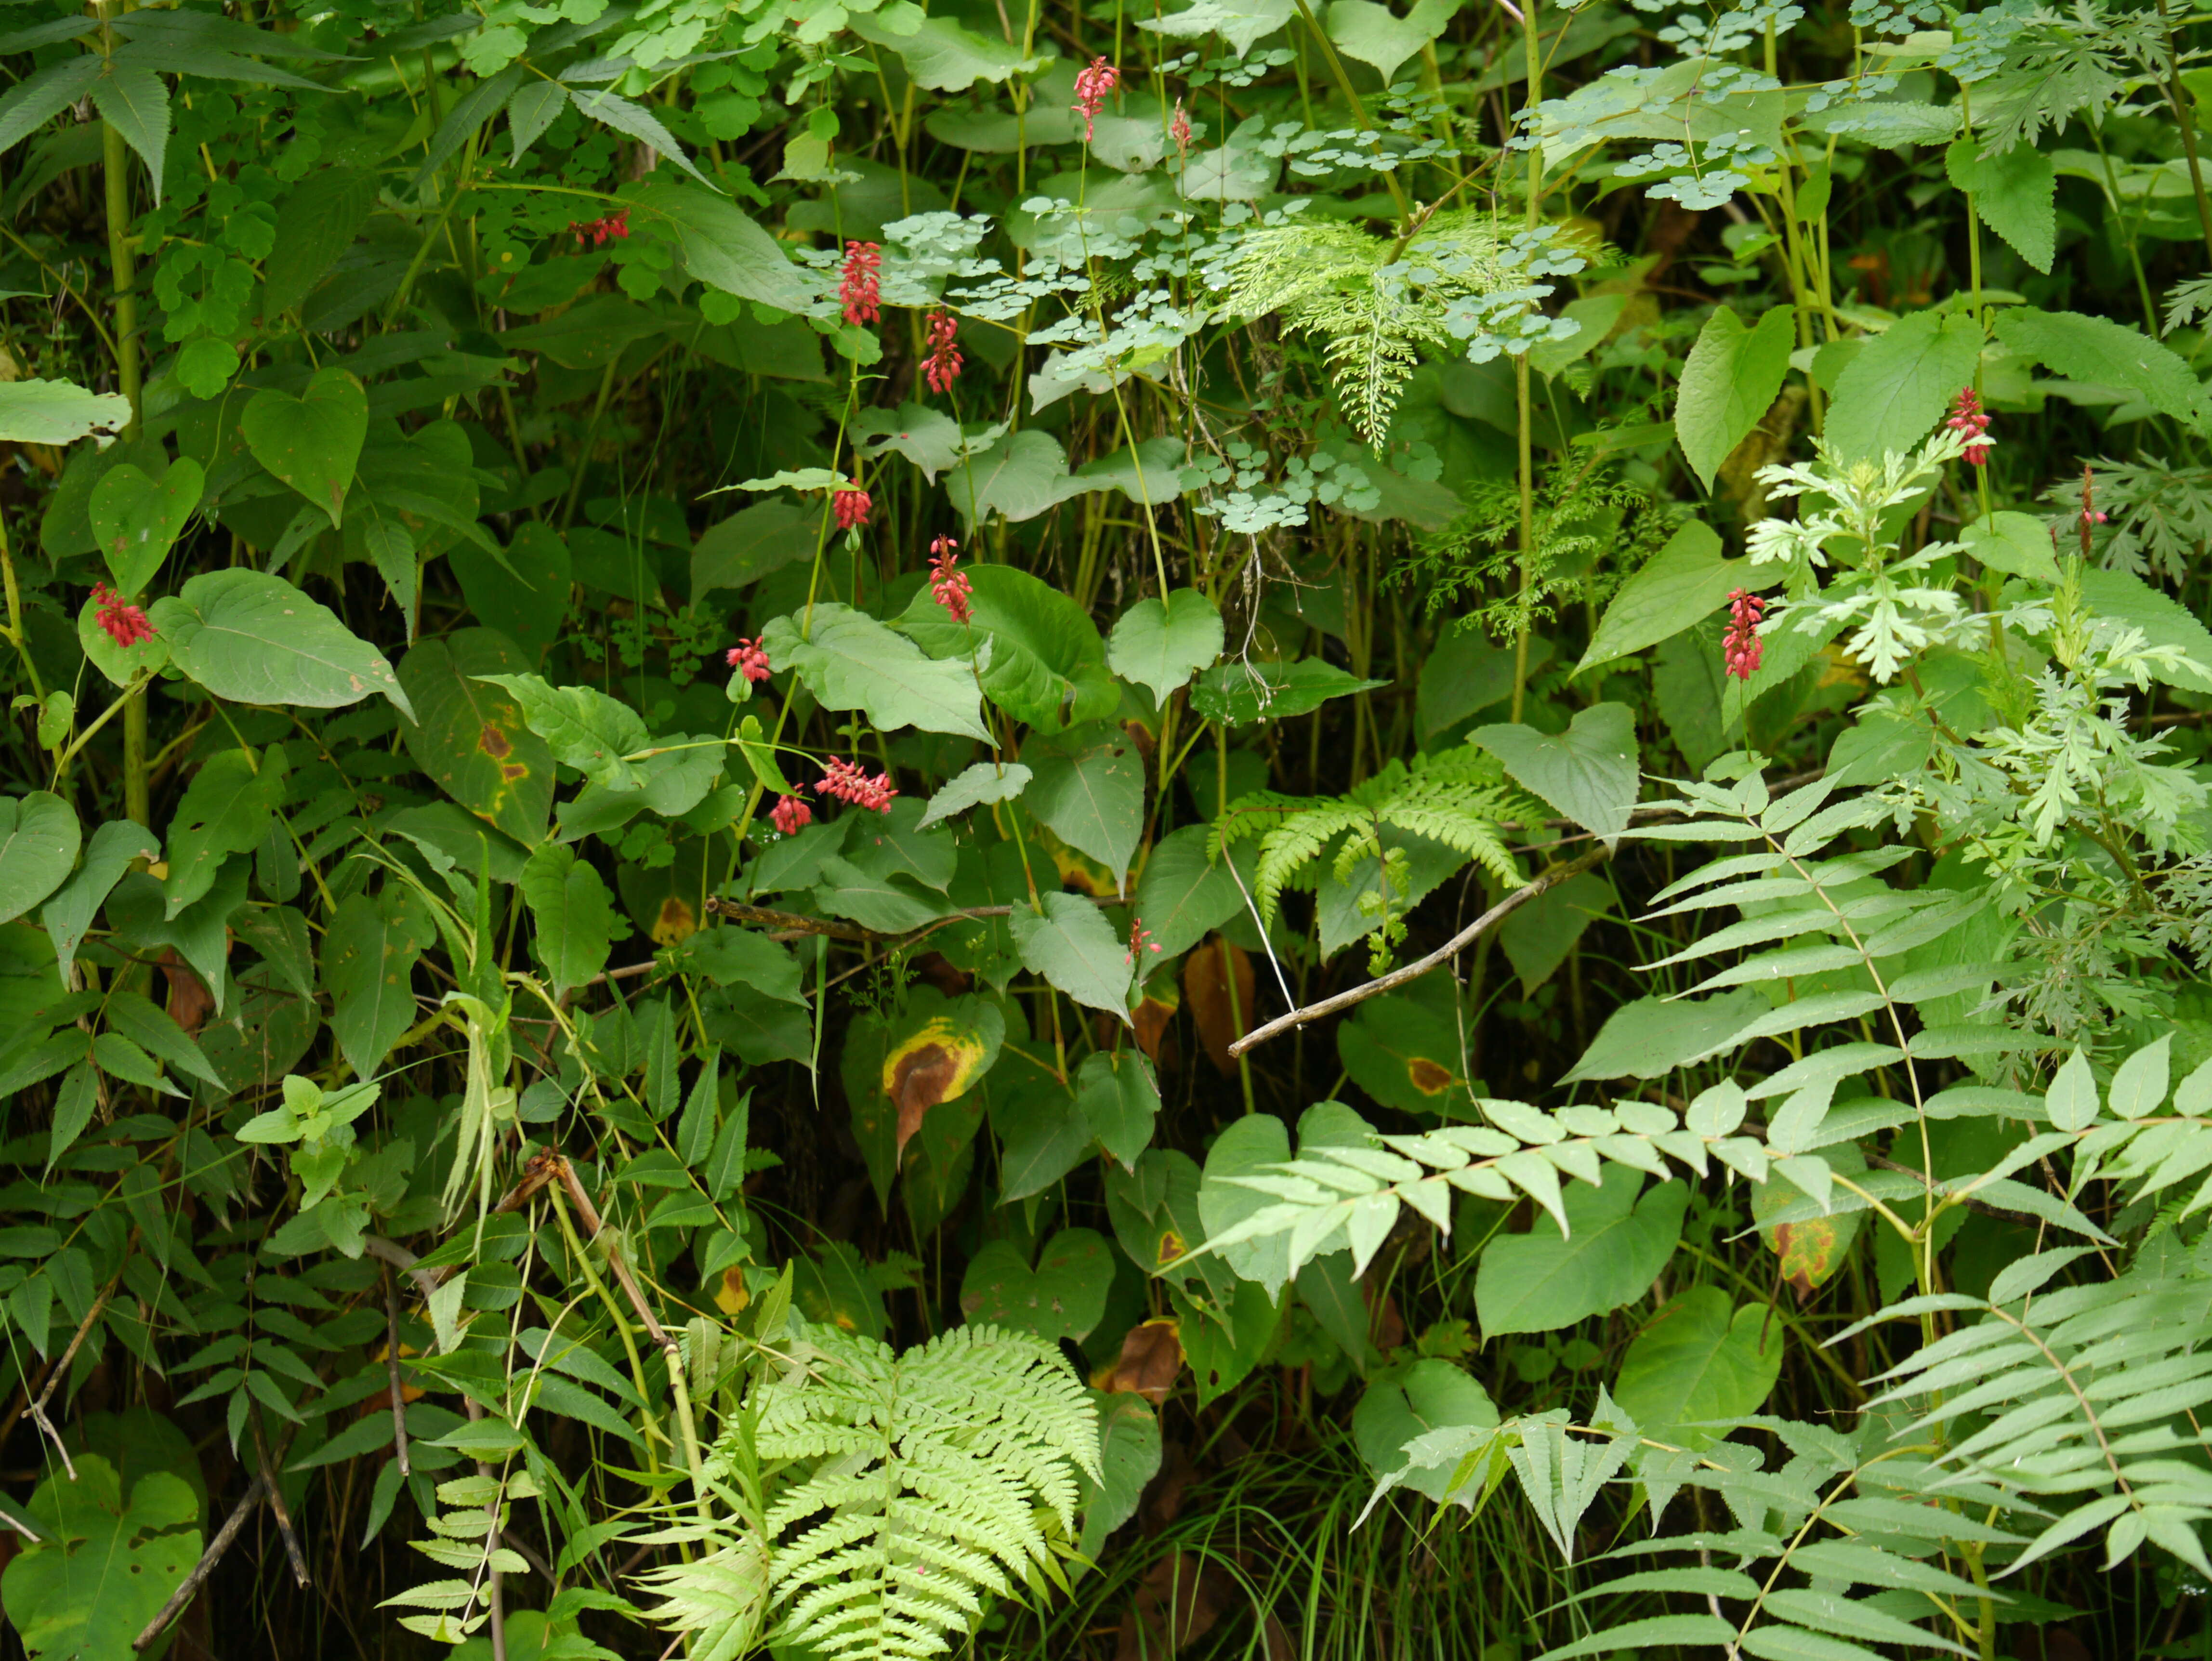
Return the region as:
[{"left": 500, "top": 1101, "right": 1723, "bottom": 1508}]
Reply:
[
  {"left": 2155, "top": 0, "right": 2212, "bottom": 270},
  {"left": 1508, "top": 0, "right": 1542, "bottom": 725}
]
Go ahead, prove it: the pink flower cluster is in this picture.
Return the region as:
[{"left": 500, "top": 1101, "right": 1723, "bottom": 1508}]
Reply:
[
  {"left": 1125, "top": 916, "right": 1161, "bottom": 965},
  {"left": 1946, "top": 386, "right": 1991, "bottom": 466},
  {"left": 770, "top": 794, "right": 812, "bottom": 835},
  {"left": 922, "top": 309, "right": 962, "bottom": 394},
  {"left": 569, "top": 209, "right": 631, "bottom": 248},
  {"left": 929, "top": 535, "right": 972, "bottom": 622},
  {"left": 1723, "top": 589, "right": 1765, "bottom": 682},
  {"left": 833, "top": 482, "right": 871, "bottom": 530},
  {"left": 1170, "top": 100, "right": 1192, "bottom": 160},
  {"left": 92, "top": 582, "right": 154, "bottom": 649},
  {"left": 726, "top": 637, "right": 770, "bottom": 682},
  {"left": 1074, "top": 57, "right": 1119, "bottom": 142},
  {"left": 815, "top": 756, "right": 897, "bottom": 813},
  {"left": 839, "top": 240, "right": 882, "bottom": 327}
]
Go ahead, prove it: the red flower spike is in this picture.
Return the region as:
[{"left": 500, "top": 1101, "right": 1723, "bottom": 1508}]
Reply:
[
  {"left": 833, "top": 482, "right": 872, "bottom": 530},
  {"left": 92, "top": 582, "right": 154, "bottom": 650},
  {"left": 839, "top": 241, "right": 882, "bottom": 327},
  {"left": 568, "top": 209, "right": 632, "bottom": 249},
  {"left": 1722, "top": 588, "right": 1765, "bottom": 682},
  {"left": 727, "top": 638, "right": 771, "bottom": 682},
  {"left": 813, "top": 756, "right": 897, "bottom": 814},
  {"left": 770, "top": 794, "right": 812, "bottom": 836},
  {"left": 1945, "top": 386, "right": 1992, "bottom": 467},
  {"left": 1170, "top": 100, "right": 1192, "bottom": 160},
  {"left": 929, "top": 535, "right": 973, "bottom": 623},
  {"left": 1074, "top": 57, "right": 1120, "bottom": 143},
  {"left": 922, "top": 309, "right": 963, "bottom": 395}
]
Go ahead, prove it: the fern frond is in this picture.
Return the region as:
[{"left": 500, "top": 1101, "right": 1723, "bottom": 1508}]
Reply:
[
  {"left": 1257, "top": 804, "right": 1365, "bottom": 922},
  {"left": 1382, "top": 786, "right": 1525, "bottom": 889},
  {"left": 689, "top": 1321, "right": 1099, "bottom": 1661},
  {"left": 632, "top": 1535, "right": 772, "bottom": 1661},
  {"left": 1209, "top": 790, "right": 1315, "bottom": 862}
]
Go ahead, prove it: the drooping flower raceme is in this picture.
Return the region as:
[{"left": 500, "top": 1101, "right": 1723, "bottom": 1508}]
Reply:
[
  {"left": 1722, "top": 589, "right": 1765, "bottom": 681},
  {"left": 92, "top": 583, "right": 155, "bottom": 649},
  {"left": 1169, "top": 100, "right": 1192, "bottom": 160},
  {"left": 833, "top": 482, "right": 872, "bottom": 530},
  {"left": 922, "top": 310, "right": 963, "bottom": 394},
  {"left": 839, "top": 241, "right": 882, "bottom": 326},
  {"left": 726, "top": 638, "right": 770, "bottom": 682},
  {"left": 1073, "top": 57, "right": 1119, "bottom": 142},
  {"left": 770, "top": 794, "right": 812, "bottom": 836},
  {"left": 1125, "top": 917, "right": 1162, "bottom": 965},
  {"left": 929, "top": 536, "right": 972, "bottom": 622},
  {"left": 815, "top": 757, "right": 897, "bottom": 813}
]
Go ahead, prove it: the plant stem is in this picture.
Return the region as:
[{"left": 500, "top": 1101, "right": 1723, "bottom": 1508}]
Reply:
[
  {"left": 99, "top": 4, "right": 149, "bottom": 826},
  {"left": 1509, "top": 0, "right": 1542, "bottom": 725},
  {"left": 2155, "top": 0, "right": 2212, "bottom": 269}
]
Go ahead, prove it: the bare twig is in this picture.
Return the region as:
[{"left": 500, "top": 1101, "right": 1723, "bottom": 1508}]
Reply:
[
  {"left": 27, "top": 1278, "right": 120, "bottom": 1481},
  {"left": 132, "top": 1423, "right": 300, "bottom": 1651},
  {"left": 379, "top": 1261, "right": 412, "bottom": 1478},
  {"left": 250, "top": 1411, "right": 311, "bottom": 1589},
  {"left": 1228, "top": 845, "right": 1613, "bottom": 1057}
]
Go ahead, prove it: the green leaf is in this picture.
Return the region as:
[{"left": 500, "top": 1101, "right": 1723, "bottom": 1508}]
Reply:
[
  {"left": 1352, "top": 1359, "right": 1498, "bottom": 1499},
  {"left": 1674, "top": 303, "right": 1795, "bottom": 492},
  {"left": 1561, "top": 990, "right": 1768, "bottom": 1082},
  {"left": 1190, "top": 658, "right": 1387, "bottom": 725},
  {"left": 103, "top": 988, "right": 223, "bottom": 1091},
  {"left": 848, "top": 11, "right": 1045, "bottom": 90},
  {"left": 1107, "top": 589, "right": 1225, "bottom": 710},
  {"left": 240, "top": 367, "right": 368, "bottom": 530},
  {"left": 2045, "top": 1046, "right": 2098, "bottom": 1131},
  {"left": 398, "top": 631, "right": 556, "bottom": 845},
  {"left": 1576, "top": 521, "right": 1775, "bottom": 677},
  {"left": 46, "top": 1061, "right": 96, "bottom": 1173},
  {"left": 2078, "top": 566, "right": 2212, "bottom": 693},
  {"left": 1337, "top": 994, "right": 1475, "bottom": 1115},
  {"left": 692, "top": 498, "right": 813, "bottom": 599},
  {"left": 506, "top": 79, "right": 567, "bottom": 160},
  {"left": 150, "top": 569, "right": 414, "bottom": 718},
  {"left": 42, "top": 817, "right": 159, "bottom": 968},
  {"left": 1946, "top": 138, "right": 2054, "bottom": 272},
  {"left": 570, "top": 89, "right": 710, "bottom": 186},
  {"left": 944, "top": 429, "right": 1078, "bottom": 525},
  {"left": 522, "top": 843, "right": 615, "bottom": 999},
  {"left": 1326, "top": 0, "right": 1457, "bottom": 84},
  {"left": 897, "top": 564, "right": 1117, "bottom": 733},
  {"left": 917, "top": 762, "right": 1032, "bottom": 830},
  {"left": 1961, "top": 510, "right": 2061, "bottom": 583},
  {"left": 1995, "top": 306, "right": 2207, "bottom": 428},
  {"left": 1824, "top": 310, "right": 1983, "bottom": 464},
  {"left": 1474, "top": 702, "right": 1639, "bottom": 842},
  {"left": 1610, "top": 1286, "right": 1782, "bottom": 1449},
  {"left": 854, "top": 403, "right": 967, "bottom": 482},
  {"left": 263, "top": 168, "right": 378, "bottom": 316},
  {"left": 0, "top": 1459, "right": 203, "bottom": 1661},
  {"left": 473, "top": 672, "right": 651, "bottom": 790},
  {"left": 1076, "top": 1049, "right": 1159, "bottom": 1171},
  {"left": 90, "top": 455, "right": 203, "bottom": 602},
  {"left": 0, "top": 375, "right": 132, "bottom": 445},
  {"left": 1499, "top": 871, "right": 1613, "bottom": 993},
  {"left": 90, "top": 65, "right": 168, "bottom": 204},
  {"left": 1011, "top": 893, "right": 1132, "bottom": 1024},
  {"left": 321, "top": 888, "right": 431, "bottom": 1084},
  {"left": 1535, "top": 1617, "right": 1738, "bottom": 1661},
  {"left": 1198, "top": 1113, "right": 1296, "bottom": 1295},
  {"left": 1476, "top": 1169, "right": 1687, "bottom": 1336},
  {"left": 992, "top": 1068, "right": 1092, "bottom": 1201},
  {"left": 761, "top": 603, "right": 993, "bottom": 744},
  {"left": 1132, "top": 824, "right": 1244, "bottom": 960},
  {"left": 630, "top": 182, "right": 815, "bottom": 310},
  {"left": 1025, "top": 727, "right": 1146, "bottom": 885},
  {"left": 960, "top": 1229, "right": 1112, "bottom": 1342},
  {"left": 1077, "top": 1393, "right": 1163, "bottom": 1559},
  {"left": 164, "top": 746, "right": 288, "bottom": 919},
  {"left": 0, "top": 793, "right": 80, "bottom": 925},
  {"left": 0, "top": 56, "right": 103, "bottom": 162},
  {"left": 1136, "top": 0, "right": 1296, "bottom": 56}
]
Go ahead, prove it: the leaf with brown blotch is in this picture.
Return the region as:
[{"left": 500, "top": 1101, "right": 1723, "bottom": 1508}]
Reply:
[
  {"left": 883, "top": 1015, "right": 995, "bottom": 1159},
  {"left": 1183, "top": 938, "right": 1254, "bottom": 1075},
  {"left": 1110, "top": 1317, "right": 1183, "bottom": 1405},
  {"left": 1750, "top": 1140, "right": 1868, "bottom": 1303},
  {"left": 159, "top": 947, "right": 216, "bottom": 1035}
]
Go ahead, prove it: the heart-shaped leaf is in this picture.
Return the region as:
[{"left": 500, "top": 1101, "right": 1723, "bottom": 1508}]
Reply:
[
  {"left": 960, "top": 1228, "right": 1113, "bottom": 1343},
  {"left": 241, "top": 367, "right": 368, "bottom": 529},
  {"left": 90, "top": 455, "right": 202, "bottom": 597},
  {"left": 77, "top": 594, "right": 169, "bottom": 688},
  {"left": 149, "top": 569, "right": 413, "bottom": 719}
]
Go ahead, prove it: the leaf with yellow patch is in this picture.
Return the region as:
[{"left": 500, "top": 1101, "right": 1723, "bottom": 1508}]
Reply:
[
  {"left": 397, "top": 628, "right": 554, "bottom": 845},
  {"left": 1336, "top": 992, "right": 1475, "bottom": 1117},
  {"left": 841, "top": 989, "right": 1006, "bottom": 1207},
  {"left": 1751, "top": 1137, "right": 1868, "bottom": 1301}
]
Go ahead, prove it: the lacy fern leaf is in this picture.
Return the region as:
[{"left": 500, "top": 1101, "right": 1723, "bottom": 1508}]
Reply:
[{"left": 665, "top": 1321, "right": 1100, "bottom": 1661}]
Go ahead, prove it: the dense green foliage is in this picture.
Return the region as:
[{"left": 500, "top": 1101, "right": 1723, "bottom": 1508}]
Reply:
[{"left": 7, "top": 0, "right": 2212, "bottom": 1654}]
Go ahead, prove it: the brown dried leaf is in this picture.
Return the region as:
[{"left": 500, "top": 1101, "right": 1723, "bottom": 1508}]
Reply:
[
  {"left": 1110, "top": 1318, "right": 1183, "bottom": 1406},
  {"left": 159, "top": 948, "right": 215, "bottom": 1036},
  {"left": 1183, "top": 938, "right": 1253, "bottom": 1076}
]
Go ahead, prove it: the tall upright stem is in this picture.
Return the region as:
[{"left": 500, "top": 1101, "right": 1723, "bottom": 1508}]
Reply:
[
  {"left": 100, "top": 3, "right": 149, "bottom": 828},
  {"left": 1510, "top": 0, "right": 1541, "bottom": 725}
]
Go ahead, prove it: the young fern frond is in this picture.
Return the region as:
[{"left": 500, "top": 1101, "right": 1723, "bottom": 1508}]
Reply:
[{"left": 656, "top": 1321, "right": 1100, "bottom": 1661}]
